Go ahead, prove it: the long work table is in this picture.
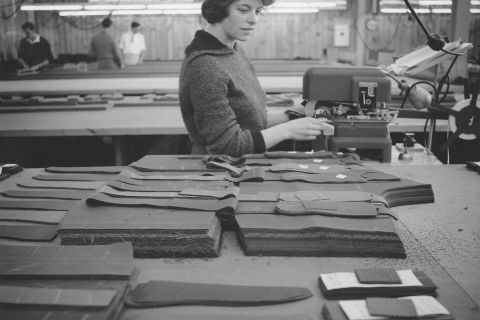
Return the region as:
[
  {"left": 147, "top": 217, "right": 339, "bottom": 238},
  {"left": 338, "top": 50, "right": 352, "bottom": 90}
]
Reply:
[{"left": 0, "top": 163, "right": 478, "bottom": 320}]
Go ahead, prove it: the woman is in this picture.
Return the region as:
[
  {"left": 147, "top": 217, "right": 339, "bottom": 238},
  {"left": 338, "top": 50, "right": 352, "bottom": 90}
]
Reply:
[{"left": 179, "top": 0, "right": 328, "bottom": 157}]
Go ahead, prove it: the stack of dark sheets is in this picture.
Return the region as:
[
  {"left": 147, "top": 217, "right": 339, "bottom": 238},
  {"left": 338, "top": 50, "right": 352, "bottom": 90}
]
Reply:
[
  {"left": 59, "top": 167, "right": 232, "bottom": 258},
  {"left": 0, "top": 242, "right": 134, "bottom": 320},
  {"left": 0, "top": 167, "right": 116, "bottom": 241}
]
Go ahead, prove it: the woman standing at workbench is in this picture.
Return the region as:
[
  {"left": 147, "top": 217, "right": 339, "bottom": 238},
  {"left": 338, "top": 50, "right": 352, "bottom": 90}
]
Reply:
[{"left": 179, "top": 0, "right": 329, "bottom": 157}]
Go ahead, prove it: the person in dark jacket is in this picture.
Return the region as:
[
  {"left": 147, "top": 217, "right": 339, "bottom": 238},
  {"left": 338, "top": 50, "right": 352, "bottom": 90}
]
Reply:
[
  {"left": 90, "top": 18, "right": 124, "bottom": 69},
  {"left": 179, "top": 0, "right": 331, "bottom": 157},
  {"left": 18, "top": 22, "right": 54, "bottom": 71}
]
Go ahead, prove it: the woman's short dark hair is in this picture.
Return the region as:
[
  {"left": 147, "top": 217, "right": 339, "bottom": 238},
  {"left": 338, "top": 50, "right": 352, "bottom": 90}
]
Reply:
[
  {"left": 21, "top": 22, "right": 36, "bottom": 31},
  {"left": 201, "top": 0, "right": 275, "bottom": 24},
  {"left": 102, "top": 18, "right": 113, "bottom": 28}
]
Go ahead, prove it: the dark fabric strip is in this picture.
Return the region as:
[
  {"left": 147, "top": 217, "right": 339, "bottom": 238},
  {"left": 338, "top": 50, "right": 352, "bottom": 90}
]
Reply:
[
  {"left": 0, "top": 210, "right": 65, "bottom": 224},
  {"left": 250, "top": 130, "right": 267, "bottom": 154},
  {"left": 33, "top": 174, "right": 117, "bottom": 181},
  {"left": 0, "top": 200, "right": 78, "bottom": 211},
  {"left": 125, "top": 280, "right": 313, "bottom": 307},
  {"left": 45, "top": 166, "right": 125, "bottom": 174},
  {"left": 0, "top": 223, "right": 58, "bottom": 241},
  {"left": 2, "top": 189, "right": 91, "bottom": 200},
  {"left": 86, "top": 193, "right": 238, "bottom": 213},
  {"left": 0, "top": 285, "right": 117, "bottom": 307},
  {"left": 17, "top": 180, "right": 104, "bottom": 190}
]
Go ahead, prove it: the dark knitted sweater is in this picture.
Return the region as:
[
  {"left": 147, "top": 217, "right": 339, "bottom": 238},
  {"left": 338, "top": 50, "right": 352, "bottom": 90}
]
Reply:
[{"left": 179, "top": 30, "right": 267, "bottom": 157}]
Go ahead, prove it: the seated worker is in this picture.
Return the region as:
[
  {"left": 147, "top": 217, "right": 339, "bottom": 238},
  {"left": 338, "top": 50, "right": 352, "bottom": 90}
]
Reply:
[
  {"left": 179, "top": 0, "right": 330, "bottom": 157},
  {"left": 119, "top": 21, "right": 146, "bottom": 65},
  {"left": 90, "top": 18, "right": 124, "bottom": 69},
  {"left": 17, "top": 22, "right": 54, "bottom": 71}
]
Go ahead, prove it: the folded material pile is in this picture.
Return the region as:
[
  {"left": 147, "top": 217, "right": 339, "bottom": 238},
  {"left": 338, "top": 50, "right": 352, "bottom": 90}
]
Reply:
[
  {"left": 59, "top": 167, "right": 232, "bottom": 258},
  {"left": 318, "top": 268, "right": 437, "bottom": 299},
  {"left": 322, "top": 295, "right": 453, "bottom": 320},
  {"left": 0, "top": 242, "right": 134, "bottom": 320}
]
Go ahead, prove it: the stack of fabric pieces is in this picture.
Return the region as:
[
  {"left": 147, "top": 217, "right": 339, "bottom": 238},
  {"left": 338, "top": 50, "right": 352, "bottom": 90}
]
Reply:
[
  {"left": 0, "top": 242, "right": 134, "bottom": 320},
  {"left": 0, "top": 166, "right": 117, "bottom": 241},
  {"left": 322, "top": 296, "right": 453, "bottom": 320},
  {"left": 318, "top": 268, "right": 438, "bottom": 299},
  {"left": 59, "top": 166, "right": 234, "bottom": 258}
]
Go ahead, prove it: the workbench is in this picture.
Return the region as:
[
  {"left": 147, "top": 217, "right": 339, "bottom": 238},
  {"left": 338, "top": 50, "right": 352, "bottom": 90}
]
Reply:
[{"left": 0, "top": 164, "right": 478, "bottom": 319}]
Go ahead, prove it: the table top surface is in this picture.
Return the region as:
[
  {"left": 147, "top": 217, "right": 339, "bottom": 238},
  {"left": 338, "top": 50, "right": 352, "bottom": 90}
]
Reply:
[
  {"left": 0, "top": 164, "right": 478, "bottom": 319},
  {"left": 0, "top": 105, "right": 449, "bottom": 137}
]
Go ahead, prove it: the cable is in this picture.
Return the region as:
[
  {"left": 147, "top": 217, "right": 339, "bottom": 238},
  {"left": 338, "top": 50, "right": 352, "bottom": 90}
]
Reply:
[{"left": 0, "top": 0, "right": 25, "bottom": 20}]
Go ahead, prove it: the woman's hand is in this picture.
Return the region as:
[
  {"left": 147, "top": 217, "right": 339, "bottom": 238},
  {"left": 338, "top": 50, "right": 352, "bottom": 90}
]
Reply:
[{"left": 282, "top": 117, "right": 333, "bottom": 140}]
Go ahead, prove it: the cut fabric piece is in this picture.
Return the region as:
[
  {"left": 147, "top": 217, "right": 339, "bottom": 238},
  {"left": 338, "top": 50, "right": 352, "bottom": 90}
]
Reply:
[
  {"left": 0, "top": 210, "right": 65, "bottom": 224},
  {"left": 108, "top": 179, "right": 230, "bottom": 192},
  {"left": 33, "top": 174, "right": 117, "bottom": 181},
  {"left": 354, "top": 268, "right": 402, "bottom": 284},
  {"left": 180, "top": 186, "right": 240, "bottom": 199},
  {"left": 0, "top": 199, "right": 78, "bottom": 211},
  {"left": 125, "top": 280, "right": 313, "bottom": 307},
  {"left": 0, "top": 285, "right": 117, "bottom": 308},
  {"left": 280, "top": 172, "right": 366, "bottom": 183},
  {"left": 239, "top": 179, "right": 434, "bottom": 208},
  {"left": 17, "top": 180, "right": 104, "bottom": 190},
  {"left": 236, "top": 214, "right": 405, "bottom": 258},
  {"left": 318, "top": 270, "right": 437, "bottom": 299},
  {"left": 45, "top": 166, "right": 125, "bottom": 174},
  {"left": 278, "top": 191, "right": 387, "bottom": 206},
  {"left": 0, "top": 222, "right": 58, "bottom": 241},
  {"left": 60, "top": 201, "right": 222, "bottom": 258},
  {"left": 86, "top": 193, "right": 238, "bottom": 213},
  {"left": 236, "top": 201, "right": 394, "bottom": 218},
  {"left": 122, "top": 170, "right": 227, "bottom": 181},
  {"left": 130, "top": 155, "right": 215, "bottom": 172},
  {"left": 0, "top": 242, "right": 134, "bottom": 279},
  {"left": 366, "top": 297, "right": 417, "bottom": 317},
  {"left": 274, "top": 201, "right": 391, "bottom": 218},
  {"left": 2, "top": 189, "right": 91, "bottom": 200}
]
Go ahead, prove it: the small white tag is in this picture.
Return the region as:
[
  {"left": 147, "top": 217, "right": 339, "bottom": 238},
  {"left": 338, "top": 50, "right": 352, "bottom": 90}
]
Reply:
[
  {"left": 313, "top": 159, "right": 323, "bottom": 163},
  {"left": 337, "top": 152, "right": 344, "bottom": 155},
  {"left": 287, "top": 151, "right": 297, "bottom": 154},
  {"left": 336, "top": 174, "right": 347, "bottom": 179},
  {"left": 299, "top": 165, "right": 309, "bottom": 169},
  {"left": 305, "top": 151, "right": 314, "bottom": 154},
  {"left": 319, "top": 166, "right": 329, "bottom": 170}
]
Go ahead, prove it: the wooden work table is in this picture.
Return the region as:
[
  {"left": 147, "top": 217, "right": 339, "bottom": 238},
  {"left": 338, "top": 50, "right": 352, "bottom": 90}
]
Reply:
[{"left": 0, "top": 165, "right": 478, "bottom": 319}]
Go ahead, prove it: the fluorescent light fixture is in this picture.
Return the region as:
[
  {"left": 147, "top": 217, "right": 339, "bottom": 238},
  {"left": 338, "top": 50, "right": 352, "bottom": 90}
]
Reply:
[
  {"left": 21, "top": 4, "right": 83, "bottom": 11},
  {"left": 84, "top": 4, "right": 146, "bottom": 10},
  {"left": 147, "top": 3, "right": 201, "bottom": 10},
  {"left": 380, "top": 7, "right": 431, "bottom": 13},
  {"left": 472, "top": 0, "right": 480, "bottom": 5},
  {"left": 59, "top": 10, "right": 110, "bottom": 16},
  {"left": 472, "top": 8, "right": 480, "bottom": 13},
  {"left": 272, "top": 2, "right": 336, "bottom": 8},
  {"left": 267, "top": 8, "right": 320, "bottom": 13},
  {"left": 418, "top": 0, "right": 451, "bottom": 5},
  {"left": 432, "top": 8, "right": 451, "bottom": 13},
  {"left": 163, "top": 9, "right": 201, "bottom": 15},
  {"left": 112, "top": 9, "right": 163, "bottom": 15}
]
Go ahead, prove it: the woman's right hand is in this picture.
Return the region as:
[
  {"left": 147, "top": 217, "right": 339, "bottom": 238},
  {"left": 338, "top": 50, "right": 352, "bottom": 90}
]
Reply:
[{"left": 282, "top": 117, "right": 333, "bottom": 140}]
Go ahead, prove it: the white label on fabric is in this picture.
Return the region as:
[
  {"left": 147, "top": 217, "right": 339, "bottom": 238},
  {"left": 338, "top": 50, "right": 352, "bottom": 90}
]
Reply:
[
  {"left": 336, "top": 174, "right": 347, "bottom": 179},
  {"left": 313, "top": 159, "right": 323, "bottom": 163},
  {"left": 319, "top": 166, "right": 330, "bottom": 170},
  {"left": 287, "top": 151, "right": 297, "bottom": 154},
  {"left": 305, "top": 151, "right": 314, "bottom": 154},
  {"left": 320, "top": 270, "right": 422, "bottom": 291},
  {"left": 299, "top": 165, "right": 309, "bottom": 169},
  {"left": 337, "top": 152, "right": 344, "bottom": 155}
]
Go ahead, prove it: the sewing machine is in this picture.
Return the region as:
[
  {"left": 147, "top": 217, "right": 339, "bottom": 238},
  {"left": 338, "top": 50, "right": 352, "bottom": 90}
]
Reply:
[{"left": 303, "top": 66, "right": 396, "bottom": 162}]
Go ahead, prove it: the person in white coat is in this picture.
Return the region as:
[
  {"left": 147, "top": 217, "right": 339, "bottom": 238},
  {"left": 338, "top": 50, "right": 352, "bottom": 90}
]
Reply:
[{"left": 119, "top": 21, "right": 146, "bottom": 65}]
